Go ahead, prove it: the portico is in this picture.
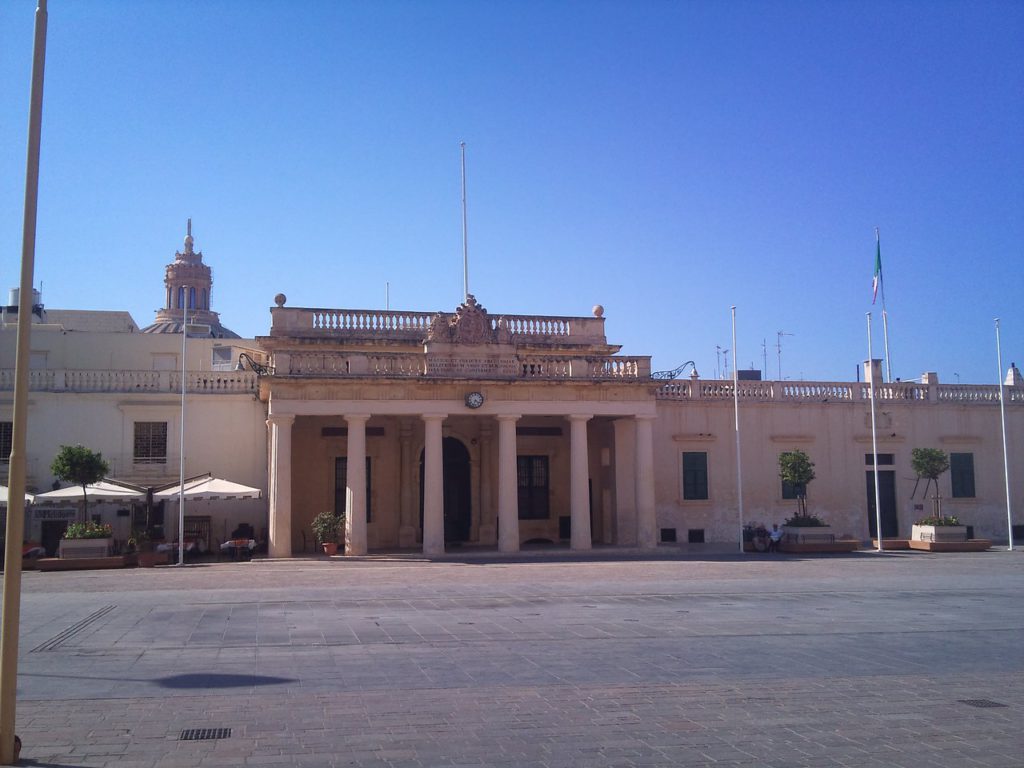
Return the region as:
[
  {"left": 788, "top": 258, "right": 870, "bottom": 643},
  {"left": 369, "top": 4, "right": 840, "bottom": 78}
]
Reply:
[{"left": 258, "top": 296, "right": 658, "bottom": 557}]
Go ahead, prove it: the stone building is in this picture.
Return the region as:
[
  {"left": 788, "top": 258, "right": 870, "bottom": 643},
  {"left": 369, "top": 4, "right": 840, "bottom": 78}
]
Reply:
[{"left": 2, "top": 226, "right": 1022, "bottom": 556}]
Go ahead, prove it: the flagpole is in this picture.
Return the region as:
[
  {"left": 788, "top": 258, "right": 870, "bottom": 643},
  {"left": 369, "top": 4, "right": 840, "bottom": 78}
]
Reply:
[
  {"left": 1, "top": 1, "right": 47, "bottom": 762},
  {"left": 875, "top": 228, "right": 893, "bottom": 383},
  {"left": 460, "top": 141, "right": 469, "bottom": 302},
  {"left": 178, "top": 282, "right": 187, "bottom": 566},
  {"left": 867, "top": 313, "right": 884, "bottom": 552},
  {"left": 732, "top": 306, "right": 745, "bottom": 553},
  {"left": 995, "top": 319, "right": 1014, "bottom": 551}
]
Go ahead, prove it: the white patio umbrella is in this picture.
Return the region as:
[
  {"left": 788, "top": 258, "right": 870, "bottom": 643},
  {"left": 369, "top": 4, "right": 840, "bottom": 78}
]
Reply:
[
  {"left": 34, "top": 480, "right": 146, "bottom": 503},
  {"left": 154, "top": 475, "right": 262, "bottom": 501},
  {"left": 0, "top": 485, "right": 34, "bottom": 504}
]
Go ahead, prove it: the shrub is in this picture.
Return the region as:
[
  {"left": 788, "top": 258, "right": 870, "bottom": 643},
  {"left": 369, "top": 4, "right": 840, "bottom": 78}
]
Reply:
[{"left": 64, "top": 521, "right": 113, "bottom": 539}]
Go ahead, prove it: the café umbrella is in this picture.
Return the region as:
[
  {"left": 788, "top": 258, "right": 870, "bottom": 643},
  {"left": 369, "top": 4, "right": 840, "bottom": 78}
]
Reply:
[
  {"left": 0, "top": 485, "right": 34, "bottom": 505},
  {"left": 154, "top": 474, "right": 262, "bottom": 501},
  {"left": 34, "top": 479, "right": 146, "bottom": 503}
]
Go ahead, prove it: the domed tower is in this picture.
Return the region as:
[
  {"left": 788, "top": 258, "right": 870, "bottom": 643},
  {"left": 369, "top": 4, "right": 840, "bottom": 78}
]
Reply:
[{"left": 142, "top": 219, "right": 240, "bottom": 338}]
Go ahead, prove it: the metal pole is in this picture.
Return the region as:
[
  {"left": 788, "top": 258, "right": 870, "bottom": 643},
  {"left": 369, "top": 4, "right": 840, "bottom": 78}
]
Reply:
[
  {"left": 732, "top": 307, "right": 744, "bottom": 553},
  {"left": 460, "top": 141, "right": 469, "bottom": 302},
  {"left": 1, "top": 1, "right": 47, "bottom": 762},
  {"left": 882, "top": 309, "right": 893, "bottom": 383},
  {"left": 995, "top": 319, "right": 1014, "bottom": 551},
  {"left": 178, "top": 291, "right": 187, "bottom": 565},
  {"left": 867, "top": 313, "right": 884, "bottom": 553}
]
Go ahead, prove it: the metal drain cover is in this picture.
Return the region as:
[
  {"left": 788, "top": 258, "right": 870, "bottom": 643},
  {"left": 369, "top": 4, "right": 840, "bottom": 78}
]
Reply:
[
  {"left": 180, "top": 728, "right": 232, "bottom": 741},
  {"left": 958, "top": 699, "right": 1008, "bottom": 709}
]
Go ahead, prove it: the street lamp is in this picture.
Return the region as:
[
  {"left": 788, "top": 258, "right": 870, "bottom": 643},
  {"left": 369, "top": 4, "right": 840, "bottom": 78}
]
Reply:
[{"left": 235, "top": 352, "right": 273, "bottom": 376}]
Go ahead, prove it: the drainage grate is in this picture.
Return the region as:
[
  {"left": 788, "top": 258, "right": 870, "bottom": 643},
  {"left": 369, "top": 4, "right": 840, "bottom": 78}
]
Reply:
[
  {"left": 180, "top": 728, "right": 232, "bottom": 741},
  {"left": 958, "top": 699, "right": 1008, "bottom": 709}
]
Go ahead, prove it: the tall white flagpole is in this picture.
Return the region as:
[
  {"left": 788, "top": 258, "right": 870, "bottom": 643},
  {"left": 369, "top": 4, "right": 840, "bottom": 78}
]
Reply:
[
  {"left": 1, "top": 2, "right": 47, "bottom": 761},
  {"left": 178, "top": 280, "right": 187, "bottom": 566},
  {"left": 995, "top": 319, "right": 1014, "bottom": 551},
  {"left": 876, "top": 229, "right": 893, "bottom": 383},
  {"left": 867, "top": 313, "right": 884, "bottom": 552},
  {"left": 460, "top": 141, "right": 469, "bottom": 302},
  {"left": 732, "top": 307, "right": 745, "bottom": 553}
]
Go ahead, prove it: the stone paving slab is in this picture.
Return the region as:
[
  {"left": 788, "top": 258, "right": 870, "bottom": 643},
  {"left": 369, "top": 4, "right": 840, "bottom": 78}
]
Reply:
[{"left": 4, "top": 549, "right": 1024, "bottom": 766}]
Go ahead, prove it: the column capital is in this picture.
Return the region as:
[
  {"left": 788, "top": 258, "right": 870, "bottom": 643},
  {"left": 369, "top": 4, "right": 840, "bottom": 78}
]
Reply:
[
  {"left": 634, "top": 414, "right": 658, "bottom": 423},
  {"left": 266, "top": 413, "right": 295, "bottom": 428},
  {"left": 567, "top": 413, "right": 593, "bottom": 423},
  {"left": 421, "top": 413, "right": 448, "bottom": 422},
  {"left": 495, "top": 413, "right": 522, "bottom": 423},
  {"left": 344, "top": 413, "right": 371, "bottom": 424}
]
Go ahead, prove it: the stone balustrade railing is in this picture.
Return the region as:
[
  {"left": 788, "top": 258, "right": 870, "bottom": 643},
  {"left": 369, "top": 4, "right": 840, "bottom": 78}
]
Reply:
[
  {"left": 0, "top": 369, "right": 257, "bottom": 394},
  {"left": 270, "top": 307, "right": 607, "bottom": 344},
  {"left": 656, "top": 379, "right": 1023, "bottom": 404},
  {"left": 282, "top": 351, "right": 651, "bottom": 380}
]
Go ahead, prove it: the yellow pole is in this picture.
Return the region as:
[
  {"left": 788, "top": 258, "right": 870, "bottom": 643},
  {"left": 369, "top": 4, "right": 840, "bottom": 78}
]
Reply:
[{"left": 0, "top": 1, "right": 47, "bottom": 763}]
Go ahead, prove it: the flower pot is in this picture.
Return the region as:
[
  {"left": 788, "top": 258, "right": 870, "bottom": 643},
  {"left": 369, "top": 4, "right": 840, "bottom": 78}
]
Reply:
[
  {"left": 781, "top": 525, "right": 834, "bottom": 544},
  {"left": 912, "top": 524, "right": 967, "bottom": 543},
  {"left": 322, "top": 542, "right": 339, "bottom": 556},
  {"left": 58, "top": 537, "right": 113, "bottom": 559},
  {"left": 137, "top": 550, "right": 164, "bottom": 567}
]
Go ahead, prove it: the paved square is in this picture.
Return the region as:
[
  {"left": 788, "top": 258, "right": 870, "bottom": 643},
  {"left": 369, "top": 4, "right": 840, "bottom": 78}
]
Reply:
[{"left": 6, "top": 548, "right": 1024, "bottom": 766}]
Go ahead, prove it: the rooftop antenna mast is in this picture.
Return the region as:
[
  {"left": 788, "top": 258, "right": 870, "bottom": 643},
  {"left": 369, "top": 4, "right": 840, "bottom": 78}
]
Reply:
[
  {"left": 776, "top": 330, "right": 793, "bottom": 380},
  {"left": 460, "top": 141, "right": 469, "bottom": 302}
]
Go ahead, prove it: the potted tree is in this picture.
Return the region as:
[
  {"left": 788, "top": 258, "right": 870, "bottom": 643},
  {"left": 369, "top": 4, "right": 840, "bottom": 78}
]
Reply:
[
  {"left": 51, "top": 445, "right": 113, "bottom": 558},
  {"left": 778, "top": 450, "right": 830, "bottom": 543},
  {"left": 910, "top": 448, "right": 966, "bottom": 543},
  {"left": 311, "top": 510, "right": 344, "bottom": 555},
  {"left": 51, "top": 444, "right": 109, "bottom": 521}
]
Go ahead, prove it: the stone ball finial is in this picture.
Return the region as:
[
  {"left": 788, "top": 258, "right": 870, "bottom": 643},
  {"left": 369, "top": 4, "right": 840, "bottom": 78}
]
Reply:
[
  {"left": 274, "top": 293, "right": 287, "bottom": 307},
  {"left": 592, "top": 304, "right": 604, "bottom": 318}
]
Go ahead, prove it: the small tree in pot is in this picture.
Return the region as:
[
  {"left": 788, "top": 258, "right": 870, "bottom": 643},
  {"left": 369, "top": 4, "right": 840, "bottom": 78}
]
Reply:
[
  {"left": 311, "top": 510, "right": 344, "bottom": 555},
  {"left": 779, "top": 449, "right": 823, "bottom": 526},
  {"left": 911, "top": 447, "right": 954, "bottom": 523},
  {"left": 51, "top": 444, "right": 109, "bottom": 521}
]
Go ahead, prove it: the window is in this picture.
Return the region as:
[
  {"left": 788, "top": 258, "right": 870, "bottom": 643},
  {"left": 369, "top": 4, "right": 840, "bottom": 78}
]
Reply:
[
  {"left": 682, "top": 452, "right": 708, "bottom": 500},
  {"left": 517, "top": 455, "right": 550, "bottom": 519},
  {"left": 133, "top": 422, "right": 167, "bottom": 464},
  {"left": 781, "top": 479, "right": 805, "bottom": 500},
  {"left": 0, "top": 422, "right": 11, "bottom": 465},
  {"left": 865, "top": 453, "right": 894, "bottom": 466},
  {"left": 950, "top": 453, "right": 976, "bottom": 498},
  {"left": 177, "top": 287, "right": 184, "bottom": 309},
  {"left": 335, "top": 457, "right": 371, "bottom": 522}
]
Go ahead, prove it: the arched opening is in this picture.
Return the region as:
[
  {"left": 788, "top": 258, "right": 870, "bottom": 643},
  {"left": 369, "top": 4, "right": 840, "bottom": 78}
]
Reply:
[
  {"left": 189, "top": 286, "right": 196, "bottom": 309},
  {"left": 419, "top": 437, "right": 472, "bottom": 544},
  {"left": 177, "top": 286, "right": 184, "bottom": 309}
]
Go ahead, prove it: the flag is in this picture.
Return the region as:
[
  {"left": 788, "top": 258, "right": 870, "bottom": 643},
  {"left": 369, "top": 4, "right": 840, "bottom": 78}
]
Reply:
[{"left": 872, "top": 236, "right": 883, "bottom": 305}]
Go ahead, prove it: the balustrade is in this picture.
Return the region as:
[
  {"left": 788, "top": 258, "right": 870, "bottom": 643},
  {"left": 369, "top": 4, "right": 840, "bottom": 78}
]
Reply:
[{"left": 0, "top": 368, "right": 256, "bottom": 394}]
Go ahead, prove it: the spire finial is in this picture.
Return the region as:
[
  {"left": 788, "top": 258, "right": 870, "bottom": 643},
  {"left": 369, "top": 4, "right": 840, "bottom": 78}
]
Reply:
[
  {"left": 184, "top": 218, "right": 194, "bottom": 255},
  {"left": 187, "top": 218, "right": 191, "bottom": 237}
]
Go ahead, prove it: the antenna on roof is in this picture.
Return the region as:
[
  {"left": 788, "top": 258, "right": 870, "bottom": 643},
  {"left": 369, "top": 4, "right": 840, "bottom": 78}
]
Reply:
[{"left": 460, "top": 141, "right": 469, "bottom": 302}]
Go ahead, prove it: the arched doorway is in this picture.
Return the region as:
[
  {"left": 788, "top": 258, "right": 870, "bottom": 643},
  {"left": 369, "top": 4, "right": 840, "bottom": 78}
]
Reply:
[{"left": 419, "top": 437, "right": 472, "bottom": 544}]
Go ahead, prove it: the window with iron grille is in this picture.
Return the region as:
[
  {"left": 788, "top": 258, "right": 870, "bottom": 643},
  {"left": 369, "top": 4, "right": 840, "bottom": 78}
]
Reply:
[
  {"left": 517, "top": 455, "right": 550, "bottom": 520},
  {"left": 950, "top": 452, "right": 976, "bottom": 498},
  {"left": 0, "top": 422, "right": 11, "bottom": 465},
  {"left": 133, "top": 422, "right": 167, "bottom": 464},
  {"left": 681, "top": 452, "right": 708, "bottom": 500}
]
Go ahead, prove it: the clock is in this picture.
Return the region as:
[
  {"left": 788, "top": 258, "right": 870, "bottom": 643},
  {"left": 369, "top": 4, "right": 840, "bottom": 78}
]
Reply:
[{"left": 465, "top": 391, "right": 485, "bottom": 409}]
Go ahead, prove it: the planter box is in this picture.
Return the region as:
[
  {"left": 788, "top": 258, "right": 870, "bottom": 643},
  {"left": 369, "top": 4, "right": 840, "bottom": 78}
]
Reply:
[
  {"left": 912, "top": 525, "right": 967, "bottom": 543},
  {"left": 782, "top": 525, "right": 834, "bottom": 544},
  {"left": 58, "top": 537, "right": 113, "bottom": 559}
]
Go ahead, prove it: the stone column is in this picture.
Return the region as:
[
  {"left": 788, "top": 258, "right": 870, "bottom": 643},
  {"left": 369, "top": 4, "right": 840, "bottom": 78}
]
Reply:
[
  {"left": 496, "top": 414, "right": 521, "bottom": 553},
  {"left": 422, "top": 414, "right": 445, "bottom": 556},
  {"left": 266, "top": 414, "right": 295, "bottom": 558},
  {"left": 634, "top": 415, "right": 657, "bottom": 549},
  {"left": 569, "top": 414, "right": 593, "bottom": 550},
  {"left": 613, "top": 418, "right": 637, "bottom": 546},
  {"left": 478, "top": 422, "right": 496, "bottom": 545},
  {"left": 345, "top": 414, "right": 369, "bottom": 556},
  {"left": 398, "top": 419, "right": 417, "bottom": 548}
]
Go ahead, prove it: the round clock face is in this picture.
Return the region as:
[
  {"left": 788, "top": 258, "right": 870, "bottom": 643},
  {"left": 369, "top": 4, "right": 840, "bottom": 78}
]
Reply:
[{"left": 465, "top": 391, "right": 485, "bottom": 409}]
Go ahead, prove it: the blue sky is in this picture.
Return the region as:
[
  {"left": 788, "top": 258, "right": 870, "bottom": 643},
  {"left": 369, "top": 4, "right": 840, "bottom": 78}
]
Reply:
[{"left": 2, "top": 0, "right": 1021, "bottom": 384}]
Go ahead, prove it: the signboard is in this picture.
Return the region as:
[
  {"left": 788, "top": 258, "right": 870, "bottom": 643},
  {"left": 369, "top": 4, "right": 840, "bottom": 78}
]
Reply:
[{"left": 32, "top": 507, "right": 77, "bottom": 521}]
